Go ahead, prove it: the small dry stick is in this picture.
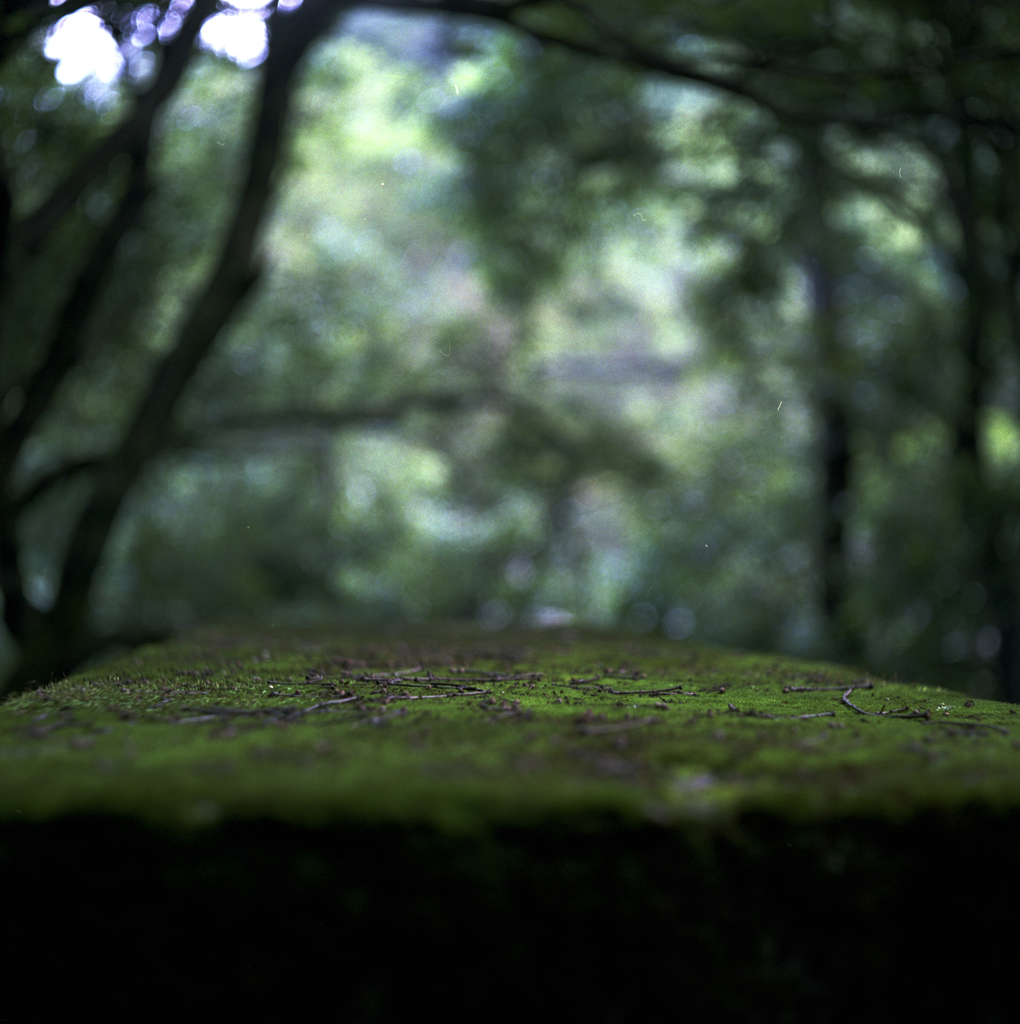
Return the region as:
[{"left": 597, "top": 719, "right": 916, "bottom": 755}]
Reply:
[
  {"left": 727, "top": 703, "right": 835, "bottom": 720},
  {"left": 456, "top": 669, "right": 544, "bottom": 679},
  {"left": 365, "top": 673, "right": 539, "bottom": 685},
  {"left": 785, "top": 681, "right": 874, "bottom": 694},
  {"left": 354, "top": 666, "right": 422, "bottom": 681},
  {"left": 304, "top": 695, "right": 361, "bottom": 712},
  {"left": 841, "top": 690, "right": 925, "bottom": 717},
  {"left": 178, "top": 705, "right": 269, "bottom": 717},
  {"left": 840, "top": 690, "right": 1009, "bottom": 732},
  {"left": 167, "top": 685, "right": 491, "bottom": 724},
  {"left": 171, "top": 697, "right": 361, "bottom": 722},
  {"left": 381, "top": 688, "right": 489, "bottom": 701},
  {"left": 607, "top": 684, "right": 695, "bottom": 696}
]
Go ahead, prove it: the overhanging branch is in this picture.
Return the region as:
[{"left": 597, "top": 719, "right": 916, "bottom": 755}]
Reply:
[
  {"left": 364, "top": 0, "right": 1020, "bottom": 136},
  {"left": 41, "top": 0, "right": 342, "bottom": 649},
  {"left": 169, "top": 388, "right": 499, "bottom": 449}
]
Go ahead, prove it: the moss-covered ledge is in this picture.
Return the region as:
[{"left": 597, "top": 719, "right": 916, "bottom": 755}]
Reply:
[{"left": 2, "top": 625, "right": 1017, "bottom": 1020}]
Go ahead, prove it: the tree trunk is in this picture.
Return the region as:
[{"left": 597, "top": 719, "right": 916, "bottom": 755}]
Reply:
[
  {"left": 943, "top": 133, "right": 1020, "bottom": 701},
  {"left": 0, "top": 0, "right": 340, "bottom": 698},
  {"left": 800, "top": 136, "right": 854, "bottom": 659}
]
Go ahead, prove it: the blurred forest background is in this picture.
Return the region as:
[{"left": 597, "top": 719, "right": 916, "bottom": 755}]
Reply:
[{"left": 2, "top": 0, "right": 1020, "bottom": 701}]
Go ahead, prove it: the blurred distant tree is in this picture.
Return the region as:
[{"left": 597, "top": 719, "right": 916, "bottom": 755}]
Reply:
[
  {"left": 447, "top": 0, "right": 1020, "bottom": 698},
  {"left": 5, "top": 0, "right": 1020, "bottom": 704},
  {"left": 0, "top": 0, "right": 342, "bottom": 695},
  {"left": 652, "top": 0, "right": 1020, "bottom": 699},
  {"left": 433, "top": 31, "right": 665, "bottom": 308},
  {"left": 0, "top": 0, "right": 672, "bottom": 698}
]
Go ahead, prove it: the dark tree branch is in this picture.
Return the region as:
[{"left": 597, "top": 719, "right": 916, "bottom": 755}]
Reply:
[
  {"left": 9, "top": 458, "right": 104, "bottom": 513},
  {"left": 0, "top": 150, "right": 150, "bottom": 491},
  {"left": 370, "top": 0, "right": 792, "bottom": 122},
  {"left": 362, "top": 0, "right": 1020, "bottom": 145},
  {"left": 0, "top": 0, "right": 342, "bottom": 700},
  {"left": 7, "top": 389, "right": 495, "bottom": 516},
  {"left": 0, "top": 512, "right": 28, "bottom": 644},
  {"left": 364, "top": 0, "right": 974, "bottom": 133},
  {"left": 171, "top": 389, "right": 498, "bottom": 446},
  {"left": 0, "top": 1, "right": 208, "bottom": 646}
]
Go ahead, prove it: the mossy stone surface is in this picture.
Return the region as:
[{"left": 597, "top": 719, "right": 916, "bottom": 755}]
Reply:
[
  {"left": 1, "top": 623, "right": 1017, "bottom": 831},
  {"left": 3, "top": 625, "right": 1018, "bottom": 1021}
]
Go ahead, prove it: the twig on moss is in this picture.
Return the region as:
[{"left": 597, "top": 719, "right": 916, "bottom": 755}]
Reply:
[
  {"left": 381, "top": 688, "right": 490, "bottom": 701},
  {"left": 178, "top": 705, "right": 270, "bottom": 717},
  {"left": 785, "top": 681, "right": 874, "bottom": 694},
  {"left": 366, "top": 680, "right": 435, "bottom": 688},
  {"left": 343, "top": 666, "right": 422, "bottom": 682},
  {"left": 840, "top": 689, "right": 1009, "bottom": 732},
  {"left": 304, "top": 695, "right": 361, "bottom": 712},
  {"left": 726, "top": 703, "right": 835, "bottom": 720},
  {"left": 606, "top": 683, "right": 696, "bottom": 696},
  {"left": 170, "top": 697, "right": 359, "bottom": 723},
  {"left": 165, "top": 682, "right": 492, "bottom": 725},
  {"left": 841, "top": 690, "right": 924, "bottom": 717},
  {"left": 453, "top": 669, "right": 543, "bottom": 679},
  {"left": 398, "top": 677, "right": 521, "bottom": 686},
  {"left": 359, "top": 673, "right": 539, "bottom": 685}
]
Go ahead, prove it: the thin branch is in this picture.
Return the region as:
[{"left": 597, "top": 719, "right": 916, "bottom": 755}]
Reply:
[
  {"left": 361, "top": 674, "right": 539, "bottom": 685},
  {"left": 10, "top": 457, "right": 104, "bottom": 512},
  {"left": 727, "top": 702, "right": 836, "bottom": 720},
  {"left": 374, "top": 0, "right": 793, "bottom": 121},
  {"left": 606, "top": 683, "right": 696, "bottom": 696},
  {"left": 9, "top": 389, "right": 499, "bottom": 512},
  {"left": 169, "top": 388, "right": 499, "bottom": 448},
  {"left": 840, "top": 688, "right": 1008, "bottom": 732},
  {"left": 784, "top": 681, "right": 873, "bottom": 693},
  {"left": 368, "top": 0, "right": 944, "bottom": 133},
  {"left": 0, "top": 149, "right": 151, "bottom": 489},
  {"left": 386, "top": 688, "right": 489, "bottom": 699},
  {"left": 170, "top": 694, "right": 363, "bottom": 722},
  {"left": 842, "top": 688, "right": 916, "bottom": 715},
  {"left": 303, "top": 695, "right": 361, "bottom": 711}
]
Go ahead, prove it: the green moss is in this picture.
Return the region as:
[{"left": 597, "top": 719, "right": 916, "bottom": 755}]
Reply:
[
  {"left": 5, "top": 626, "right": 1020, "bottom": 1019},
  {"left": 2, "top": 623, "right": 1017, "bottom": 834}
]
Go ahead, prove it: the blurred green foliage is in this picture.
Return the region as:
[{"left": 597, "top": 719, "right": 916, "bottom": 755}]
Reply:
[{"left": 4, "top": 2, "right": 1020, "bottom": 701}]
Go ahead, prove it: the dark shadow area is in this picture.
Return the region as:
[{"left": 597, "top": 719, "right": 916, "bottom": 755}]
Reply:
[{"left": 3, "top": 807, "right": 1015, "bottom": 1021}]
